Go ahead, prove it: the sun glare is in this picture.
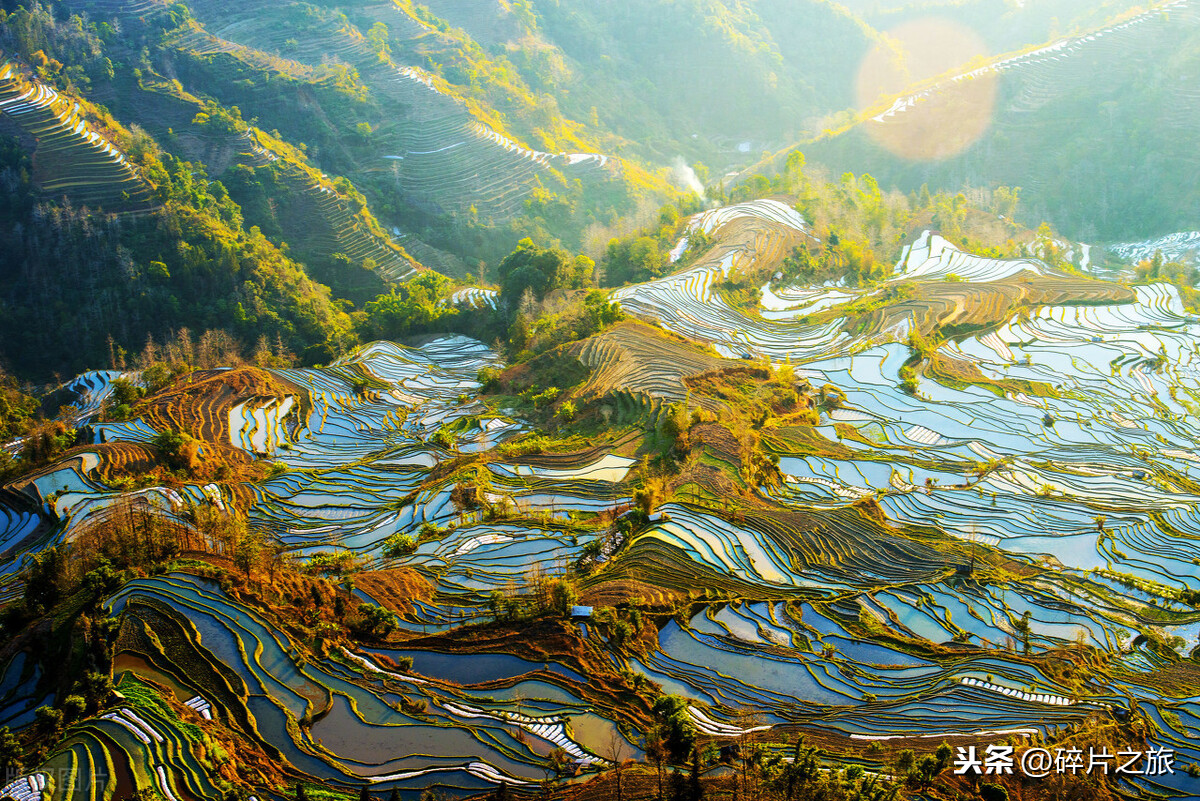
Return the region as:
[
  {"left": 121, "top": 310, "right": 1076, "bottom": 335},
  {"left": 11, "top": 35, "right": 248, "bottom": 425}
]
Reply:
[{"left": 856, "top": 17, "right": 998, "bottom": 161}]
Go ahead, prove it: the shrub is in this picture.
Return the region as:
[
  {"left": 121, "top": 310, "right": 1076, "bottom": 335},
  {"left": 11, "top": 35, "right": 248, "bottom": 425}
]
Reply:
[
  {"left": 980, "top": 784, "right": 1008, "bottom": 801},
  {"left": 382, "top": 533, "right": 416, "bottom": 558},
  {"left": 35, "top": 706, "right": 62, "bottom": 729},
  {"left": 651, "top": 695, "right": 697, "bottom": 762},
  {"left": 153, "top": 429, "right": 200, "bottom": 472},
  {"left": 142, "top": 362, "right": 186, "bottom": 393},
  {"left": 417, "top": 522, "right": 445, "bottom": 540},
  {"left": 430, "top": 427, "right": 456, "bottom": 449},
  {"left": 399, "top": 695, "right": 427, "bottom": 715},
  {"left": 477, "top": 366, "right": 503, "bottom": 391},
  {"left": 62, "top": 695, "right": 87, "bottom": 720},
  {"left": 548, "top": 577, "right": 577, "bottom": 616},
  {"left": 350, "top": 602, "right": 397, "bottom": 639},
  {"left": 305, "top": 550, "right": 359, "bottom": 577},
  {"left": 20, "top": 420, "right": 79, "bottom": 467},
  {"left": 531, "top": 386, "right": 561, "bottom": 408},
  {"left": 110, "top": 379, "right": 142, "bottom": 407}
]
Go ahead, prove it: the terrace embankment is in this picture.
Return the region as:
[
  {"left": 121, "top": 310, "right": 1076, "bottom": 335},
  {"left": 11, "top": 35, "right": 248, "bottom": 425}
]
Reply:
[
  {"left": 353, "top": 569, "right": 435, "bottom": 617},
  {"left": 136, "top": 367, "right": 308, "bottom": 444},
  {"left": 611, "top": 502, "right": 955, "bottom": 599},
  {"left": 24, "top": 367, "right": 317, "bottom": 486},
  {"left": 844, "top": 274, "right": 1135, "bottom": 340},
  {"left": 673, "top": 421, "right": 752, "bottom": 498},
  {"left": 7, "top": 443, "right": 153, "bottom": 491},
  {"left": 925, "top": 351, "right": 1060, "bottom": 397},
  {"left": 0, "top": 61, "right": 156, "bottom": 211},
  {"left": 489, "top": 320, "right": 742, "bottom": 419},
  {"left": 570, "top": 321, "right": 742, "bottom": 408},
  {"left": 399, "top": 616, "right": 604, "bottom": 668},
  {"left": 114, "top": 595, "right": 311, "bottom": 783},
  {"left": 394, "top": 616, "right": 659, "bottom": 729}
]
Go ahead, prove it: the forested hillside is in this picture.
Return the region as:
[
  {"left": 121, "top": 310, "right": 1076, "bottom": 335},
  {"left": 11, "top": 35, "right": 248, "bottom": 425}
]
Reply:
[
  {"left": 0, "top": 0, "right": 874, "bottom": 382},
  {"left": 2, "top": 0, "right": 1196, "bottom": 382},
  {"left": 801, "top": 0, "right": 1200, "bottom": 242},
  {"left": 0, "top": 5, "right": 363, "bottom": 377},
  {"left": 420, "top": 0, "right": 878, "bottom": 159}
]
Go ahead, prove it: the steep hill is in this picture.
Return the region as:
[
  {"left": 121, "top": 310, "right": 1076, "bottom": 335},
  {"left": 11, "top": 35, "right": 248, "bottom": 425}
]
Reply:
[
  {"left": 0, "top": 60, "right": 155, "bottom": 211},
  {"left": 60, "top": 0, "right": 663, "bottom": 261},
  {"left": 801, "top": 0, "right": 1200, "bottom": 242},
  {"left": 425, "top": 0, "right": 879, "bottom": 163},
  {"left": 0, "top": 19, "right": 358, "bottom": 377}
]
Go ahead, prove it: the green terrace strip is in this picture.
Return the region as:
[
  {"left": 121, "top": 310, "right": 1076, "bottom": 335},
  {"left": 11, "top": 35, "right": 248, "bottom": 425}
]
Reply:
[
  {"left": 128, "top": 0, "right": 623, "bottom": 222},
  {"left": 241, "top": 131, "right": 420, "bottom": 283},
  {"left": 0, "top": 61, "right": 153, "bottom": 210}
]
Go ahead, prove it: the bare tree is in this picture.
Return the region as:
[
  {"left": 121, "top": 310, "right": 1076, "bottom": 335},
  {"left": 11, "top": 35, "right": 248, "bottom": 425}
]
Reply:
[{"left": 605, "top": 729, "right": 631, "bottom": 801}]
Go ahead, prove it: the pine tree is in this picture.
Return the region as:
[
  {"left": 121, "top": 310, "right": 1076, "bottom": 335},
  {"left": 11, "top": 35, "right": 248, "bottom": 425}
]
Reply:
[{"left": 690, "top": 747, "right": 703, "bottom": 801}]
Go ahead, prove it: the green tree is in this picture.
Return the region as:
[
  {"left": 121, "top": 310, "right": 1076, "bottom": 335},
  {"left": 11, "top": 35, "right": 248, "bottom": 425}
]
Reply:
[
  {"left": 0, "top": 726, "right": 22, "bottom": 777},
  {"left": 351, "top": 603, "right": 397, "bottom": 639},
  {"left": 366, "top": 22, "right": 390, "bottom": 61},
  {"left": 604, "top": 235, "right": 665, "bottom": 285},
  {"left": 359, "top": 272, "right": 455, "bottom": 340},
  {"left": 232, "top": 524, "right": 266, "bottom": 578},
  {"left": 383, "top": 533, "right": 417, "bottom": 558},
  {"left": 548, "top": 577, "right": 577, "bottom": 616},
  {"left": 497, "top": 238, "right": 574, "bottom": 309},
  {"left": 651, "top": 695, "right": 697, "bottom": 763},
  {"left": 0, "top": 369, "right": 37, "bottom": 442},
  {"left": 153, "top": 429, "right": 199, "bottom": 473}
]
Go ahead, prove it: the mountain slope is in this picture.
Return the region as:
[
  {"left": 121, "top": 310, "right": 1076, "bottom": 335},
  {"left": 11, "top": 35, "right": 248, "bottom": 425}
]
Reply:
[
  {"left": 473, "top": 0, "right": 879, "bottom": 160},
  {"left": 800, "top": 0, "right": 1200, "bottom": 242}
]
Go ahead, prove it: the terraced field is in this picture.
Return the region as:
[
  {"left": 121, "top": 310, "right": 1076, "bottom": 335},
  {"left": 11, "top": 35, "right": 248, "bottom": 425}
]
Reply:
[
  {"left": 612, "top": 199, "right": 839, "bottom": 360},
  {"left": 0, "top": 62, "right": 154, "bottom": 210},
  {"left": 866, "top": 1, "right": 1196, "bottom": 128},
  {"left": 1110, "top": 230, "right": 1200, "bottom": 264},
  {"left": 6, "top": 191, "right": 1200, "bottom": 797},
  {"left": 570, "top": 321, "right": 741, "bottom": 410},
  {"left": 94, "top": 574, "right": 605, "bottom": 790},
  {"left": 806, "top": 0, "right": 1200, "bottom": 241},
  {"left": 0, "top": 333, "right": 670, "bottom": 796},
  {"left": 604, "top": 200, "right": 1200, "bottom": 792},
  {"left": 77, "top": 0, "right": 618, "bottom": 222},
  {"left": 245, "top": 133, "right": 420, "bottom": 282}
]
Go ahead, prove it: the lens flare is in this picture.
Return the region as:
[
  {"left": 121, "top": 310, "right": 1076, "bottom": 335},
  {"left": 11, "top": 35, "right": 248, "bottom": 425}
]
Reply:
[{"left": 855, "top": 18, "right": 997, "bottom": 161}]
